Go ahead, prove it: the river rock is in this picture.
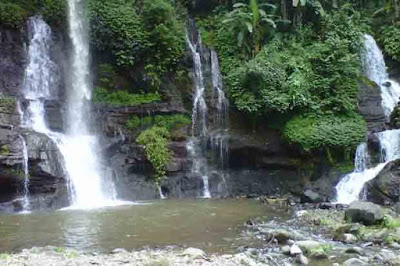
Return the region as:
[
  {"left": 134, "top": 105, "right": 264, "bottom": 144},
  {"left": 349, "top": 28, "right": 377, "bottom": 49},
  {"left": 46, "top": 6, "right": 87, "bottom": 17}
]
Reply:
[
  {"left": 298, "top": 254, "right": 309, "bottom": 265},
  {"left": 302, "top": 189, "right": 322, "bottom": 203},
  {"left": 343, "top": 258, "right": 368, "bottom": 266},
  {"left": 281, "top": 245, "right": 290, "bottom": 255},
  {"left": 345, "top": 201, "right": 383, "bottom": 225},
  {"left": 365, "top": 159, "right": 400, "bottom": 205},
  {"left": 182, "top": 248, "right": 206, "bottom": 260},
  {"left": 345, "top": 247, "right": 366, "bottom": 256},
  {"left": 296, "top": 240, "right": 324, "bottom": 253},
  {"left": 309, "top": 250, "right": 328, "bottom": 260},
  {"left": 340, "top": 233, "right": 358, "bottom": 244},
  {"left": 290, "top": 244, "right": 302, "bottom": 256}
]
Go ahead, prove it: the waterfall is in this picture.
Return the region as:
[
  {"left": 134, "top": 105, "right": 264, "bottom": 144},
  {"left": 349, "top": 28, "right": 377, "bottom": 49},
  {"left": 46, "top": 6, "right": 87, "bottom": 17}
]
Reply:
[
  {"left": 19, "top": 15, "right": 122, "bottom": 210},
  {"left": 210, "top": 50, "right": 229, "bottom": 167},
  {"left": 363, "top": 35, "right": 400, "bottom": 118},
  {"left": 186, "top": 26, "right": 212, "bottom": 198},
  {"left": 19, "top": 136, "right": 30, "bottom": 213},
  {"left": 65, "top": 0, "right": 119, "bottom": 208},
  {"left": 186, "top": 22, "right": 230, "bottom": 198},
  {"left": 335, "top": 34, "right": 400, "bottom": 204}
]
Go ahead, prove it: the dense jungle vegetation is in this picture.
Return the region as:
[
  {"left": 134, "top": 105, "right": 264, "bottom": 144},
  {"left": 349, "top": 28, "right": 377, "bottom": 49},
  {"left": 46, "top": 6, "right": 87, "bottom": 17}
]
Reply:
[{"left": 0, "top": 0, "right": 399, "bottom": 172}]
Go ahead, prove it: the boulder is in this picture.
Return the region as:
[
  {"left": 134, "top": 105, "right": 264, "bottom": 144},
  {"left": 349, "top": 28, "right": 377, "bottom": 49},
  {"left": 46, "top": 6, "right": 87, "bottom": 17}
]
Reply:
[
  {"left": 365, "top": 159, "right": 400, "bottom": 205},
  {"left": 343, "top": 258, "right": 367, "bottom": 266},
  {"left": 290, "top": 245, "right": 302, "bottom": 256},
  {"left": 296, "top": 240, "right": 323, "bottom": 253},
  {"left": 345, "top": 247, "right": 366, "bottom": 256},
  {"left": 345, "top": 201, "right": 383, "bottom": 225},
  {"left": 281, "top": 245, "right": 290, "bottom": 255},
  {"left": 298, "top": 254, "right": 309, "bottom": 266},
  {"left": 182, "top": 248, "right": 206, "bottom": 260},
  {"left": 302, "top": 189, "right": 322, "bottom": 203},
  {"left": 339, "top": 233, "right": 358, "bottom": 244}
]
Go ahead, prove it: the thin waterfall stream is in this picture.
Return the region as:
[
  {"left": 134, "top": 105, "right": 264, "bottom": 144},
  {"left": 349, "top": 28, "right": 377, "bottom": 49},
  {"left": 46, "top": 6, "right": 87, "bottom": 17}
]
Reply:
[
  {"left": 186, "top": 21, "right": 229, "bottom": 198},
  {"left": 335, "top": 34, "right": 400, "bottom": 204}
]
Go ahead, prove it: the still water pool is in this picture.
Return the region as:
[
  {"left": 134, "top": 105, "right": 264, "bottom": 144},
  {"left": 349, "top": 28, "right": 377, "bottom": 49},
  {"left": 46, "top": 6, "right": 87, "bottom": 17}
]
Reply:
[{"left": 0, "top": 199, "right": 288, "bottom": 254}]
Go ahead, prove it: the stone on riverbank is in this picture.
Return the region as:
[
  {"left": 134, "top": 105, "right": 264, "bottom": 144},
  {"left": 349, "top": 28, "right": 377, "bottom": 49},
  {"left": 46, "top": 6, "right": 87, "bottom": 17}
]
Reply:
[
  {"left": 345, "top": 201, "right": 383, "bottom": 225},
  {"left": 343, "top": 258, "right": 367, "bottom": 266}
]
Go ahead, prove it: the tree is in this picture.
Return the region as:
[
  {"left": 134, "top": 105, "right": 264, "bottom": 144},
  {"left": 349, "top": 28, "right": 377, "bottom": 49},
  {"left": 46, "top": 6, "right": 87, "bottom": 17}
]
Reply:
[{"left": 222, "top": 0, "right": 277, "bottom": 57}]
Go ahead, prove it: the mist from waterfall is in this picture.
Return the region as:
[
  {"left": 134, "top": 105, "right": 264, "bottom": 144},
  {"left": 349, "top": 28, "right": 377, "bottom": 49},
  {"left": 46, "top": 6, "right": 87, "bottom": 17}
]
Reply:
[{"left": 335, "top": 34, "right": 400, "bottom": 204}]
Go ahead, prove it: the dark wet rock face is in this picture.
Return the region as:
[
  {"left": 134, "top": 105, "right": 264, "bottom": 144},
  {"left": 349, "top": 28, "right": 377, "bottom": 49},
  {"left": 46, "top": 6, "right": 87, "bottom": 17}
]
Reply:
[
  {"left": 365, "top": 159, "right": 400, "bottom": 205},
  {"left": 0, "top": 27, "right": 27, "bottom": 96},
  {"left": 357, "top": 79, "right": 386, "bottom": 133},
  {"left": 345, "top": 201, "right": 383, "bottom": 225}
]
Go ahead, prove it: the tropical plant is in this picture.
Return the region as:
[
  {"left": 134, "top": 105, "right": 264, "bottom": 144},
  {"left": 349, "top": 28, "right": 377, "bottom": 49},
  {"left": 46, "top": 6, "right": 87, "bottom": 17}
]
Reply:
[
  {"left": 137, "top": 126, "right": 172, "bottom": 183},
  {"left": 222, "top": 0, "right": 277, "bottom": 57}
]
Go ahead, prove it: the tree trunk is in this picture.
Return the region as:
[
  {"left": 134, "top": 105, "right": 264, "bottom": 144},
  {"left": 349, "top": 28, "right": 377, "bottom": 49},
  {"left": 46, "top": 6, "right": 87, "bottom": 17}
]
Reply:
[{"left": 281, "top": 0, "right": 288, "bottom": 20}]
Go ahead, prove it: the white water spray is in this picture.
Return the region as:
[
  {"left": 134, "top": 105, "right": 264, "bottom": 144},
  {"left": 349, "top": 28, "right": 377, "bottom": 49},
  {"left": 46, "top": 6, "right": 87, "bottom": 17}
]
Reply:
[
  {"left": 65, "top": 0, "right": 121, "bottom": 208},
  {"left": 336, "top": 35, "right": 400, "bottom": 204}
]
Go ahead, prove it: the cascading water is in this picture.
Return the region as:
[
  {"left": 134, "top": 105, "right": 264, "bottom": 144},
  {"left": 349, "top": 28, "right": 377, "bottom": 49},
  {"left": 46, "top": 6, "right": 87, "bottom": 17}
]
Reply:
[
  {"left": 186, "top": 30, "right": 211, "bottom": 197},
  {"left": 210, "top": 50, "right": 229, "bottom": 167},
  {"left": 363, "top": 35, "right": 400, "bottom": 117},
  {"left": 64, "top": 0, "right": 119, "bottom": 208},
  {"left": 335, "top": 34, "right": 400, "bottom": 204},
  {"left": 186, "top": 22, "right": 230, "bottom": 198},
  {"left": 19, "top": 15, "right": 122, "bottom": 210},
  {"left": 19, "top": 136, "right": 30, "bottom": 212}
]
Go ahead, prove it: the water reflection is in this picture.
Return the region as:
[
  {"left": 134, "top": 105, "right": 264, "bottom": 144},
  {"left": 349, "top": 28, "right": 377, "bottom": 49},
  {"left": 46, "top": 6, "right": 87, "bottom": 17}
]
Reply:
[{"left": 0, "top": 200, "right": 288, "bottom": 254}]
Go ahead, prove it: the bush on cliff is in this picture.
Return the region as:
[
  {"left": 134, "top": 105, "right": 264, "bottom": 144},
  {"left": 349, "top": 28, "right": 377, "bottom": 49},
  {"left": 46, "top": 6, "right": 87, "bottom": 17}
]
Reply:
[{"left": 137, "top": 126, "right": 172, "bottom": 183}]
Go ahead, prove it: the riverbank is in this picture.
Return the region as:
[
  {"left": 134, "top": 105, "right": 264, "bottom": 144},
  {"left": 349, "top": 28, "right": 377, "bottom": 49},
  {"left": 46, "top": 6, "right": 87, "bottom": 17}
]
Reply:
[{"left": 0, "top": 246, "right": 278, "bottom": 266}]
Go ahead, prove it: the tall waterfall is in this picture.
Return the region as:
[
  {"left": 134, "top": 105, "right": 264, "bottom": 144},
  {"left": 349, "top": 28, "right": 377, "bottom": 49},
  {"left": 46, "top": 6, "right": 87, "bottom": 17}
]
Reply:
[
  {"left": 335, "top": 34, "right": 400, "bottom": 204},
  {"left": 65, "top": 0, "right": 118, "bottom": 208},
  {"left": 187, "top": 31, "right": 211, "bottom": 198},
  {"left": 20, "top": 17, "right": 61, "bottom": 212},
  {"left": 186, "top": 22, "right": 229, "bottom": 198},
  {"left": 20, "top": 14, "right": 121, "bottom": 210}
]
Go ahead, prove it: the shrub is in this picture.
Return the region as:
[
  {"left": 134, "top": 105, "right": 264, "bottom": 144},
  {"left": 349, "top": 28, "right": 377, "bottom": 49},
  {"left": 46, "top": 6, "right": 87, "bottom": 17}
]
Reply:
[
  {"left": 0, "top": 3, "right": 27, "bottom": 28},
  {"left": 284, "top": 114, "right": 366, "bottom": 151},
  {"left": 378, "top": 25, "right": 400, "bottom": 61},
  {"left": 137, "top": 126, "right": 172, "bottom": 183},
  {"left": 93, "top": 87, "right": 161, "bottom": 106}
]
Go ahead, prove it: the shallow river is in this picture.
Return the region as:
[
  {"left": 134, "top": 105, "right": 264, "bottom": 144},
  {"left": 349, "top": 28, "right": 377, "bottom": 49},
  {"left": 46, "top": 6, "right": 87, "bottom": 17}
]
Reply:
[{"left": 0, "top": 199, "right": 287, "bottom": 254}]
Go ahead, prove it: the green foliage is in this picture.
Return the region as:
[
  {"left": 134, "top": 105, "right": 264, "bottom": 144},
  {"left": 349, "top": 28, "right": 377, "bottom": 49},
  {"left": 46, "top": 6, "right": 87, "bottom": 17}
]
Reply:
[
  {"left": 137, "top": 126, "right": 172, "bottom": 183},
  {"left": 89, "top": 0, "right": 185, "bottom": 89},
  {"left": 284, "top": 114, "right": 366, "bottom": 150},
  {"left": 0, "top": 0, "right": 66, "bottom": 28},
  {"left": 89, "top": 0, "right": 148, "bottom": 67},
  {"left": 126, "top": 114, "right": 191, "bottom": 132},
  {"left": 142, "top": 0, "right": 186, "bottom": 87},
  {"left": 381, "top": 215, "right": 400, "bottom": 229},
  {"left": 0, "top": 253, "right": 10, "bottom": 259},
  {"left": 0, "top": 145, "right": 10, "bottom": 156},
  {"left": 0, "top": 2, "right": 27, "bottom": 28},
  {"left": 222, "top": 0, "right": 277, "bottom": 57},
  {"left": 378, "top": 25, "right": 400, "bottom": 61},
  {"left": 40, "top": 0, "right": 67, "bottom": 27},
  {"left": 154, "top": 114, "right": 191, "bottom": 130},
  {"left": 93, "top": 87, "right": 161, "bottom": 106}
]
